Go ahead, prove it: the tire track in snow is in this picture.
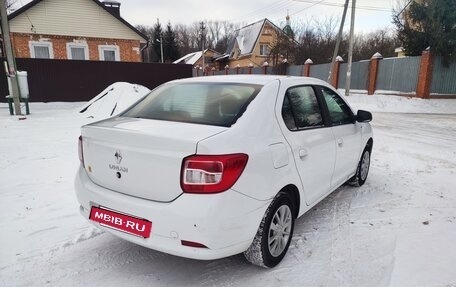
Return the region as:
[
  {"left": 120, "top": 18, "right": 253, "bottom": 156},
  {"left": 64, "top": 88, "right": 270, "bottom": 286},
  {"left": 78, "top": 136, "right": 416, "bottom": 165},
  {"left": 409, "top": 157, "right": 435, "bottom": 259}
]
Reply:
[
  {"left": 194, "top": 256, "right": 251, "bottom": 287},
  {"left": 327, "top": 187, "right": 355, "bottom": 286}
]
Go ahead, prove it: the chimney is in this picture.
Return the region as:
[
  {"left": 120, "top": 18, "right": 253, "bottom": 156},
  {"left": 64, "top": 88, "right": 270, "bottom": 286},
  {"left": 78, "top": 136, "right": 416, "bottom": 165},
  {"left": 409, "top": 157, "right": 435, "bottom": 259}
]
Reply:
[{"left": 102, "top": 1, "right": 121, "bottom": 17}]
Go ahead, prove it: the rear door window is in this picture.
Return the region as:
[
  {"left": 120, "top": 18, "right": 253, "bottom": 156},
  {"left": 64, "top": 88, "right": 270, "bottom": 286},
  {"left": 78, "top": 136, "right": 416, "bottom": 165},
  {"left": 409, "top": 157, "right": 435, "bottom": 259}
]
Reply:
[
  {"left": 282, "top": 86, "right": 324, "bottom": 130},
  {"left": 122, "top": 83, "right": 262, "bottom": 127},
  {"left": 282, "top": 95, "right": 297, "bottom": 131}
]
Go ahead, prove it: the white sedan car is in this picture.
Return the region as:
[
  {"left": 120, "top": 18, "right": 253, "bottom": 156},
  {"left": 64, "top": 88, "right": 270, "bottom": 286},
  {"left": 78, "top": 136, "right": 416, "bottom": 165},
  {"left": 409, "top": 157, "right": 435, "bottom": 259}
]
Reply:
[{"left": 75, "top": 75, "right": 373, "bottom": 268}]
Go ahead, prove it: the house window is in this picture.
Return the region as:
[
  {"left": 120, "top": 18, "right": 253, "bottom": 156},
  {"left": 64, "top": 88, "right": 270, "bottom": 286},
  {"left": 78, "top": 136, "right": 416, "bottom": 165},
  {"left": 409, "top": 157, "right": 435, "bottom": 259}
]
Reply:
[
  {"left": 259, "top": 44, "right": 270, "bottom": 56},
  {"left": 98, "top": 45, "right": 120, "bottom": 61},
  {"left": 29, "top": 41, "right": 54, "bottom": 59},
  {"left": 66, "top": 43, "right": 89, "bottom": 60},
  {"left": 263, "top": 27, "right": 273, "bottom": 35}
]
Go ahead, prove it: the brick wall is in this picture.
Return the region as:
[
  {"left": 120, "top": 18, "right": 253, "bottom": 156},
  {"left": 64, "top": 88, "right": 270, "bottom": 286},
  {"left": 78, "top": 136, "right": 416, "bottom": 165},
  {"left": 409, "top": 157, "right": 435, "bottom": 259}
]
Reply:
[
  {"left": 416, "top": 50, "right": 433, "bottom": 99},
  {"left": 330, "top": 61, "right": 341, "bottom": 88},
  {"left": 10, "top": 33, "right": 141, "bottom": 62},
  {"left": 368, "top": 57, "right": 381, "bottom": 95}
]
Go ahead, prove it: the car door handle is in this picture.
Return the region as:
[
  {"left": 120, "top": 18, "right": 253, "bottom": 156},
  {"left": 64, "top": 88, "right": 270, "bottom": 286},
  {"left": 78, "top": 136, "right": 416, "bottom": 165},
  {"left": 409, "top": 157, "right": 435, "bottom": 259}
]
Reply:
[
  {"left": 337, "top": 138, "right": 344, "bottom": 147},
  {"left": 299, "top": 149, "right": 308, "bottom": 158}
]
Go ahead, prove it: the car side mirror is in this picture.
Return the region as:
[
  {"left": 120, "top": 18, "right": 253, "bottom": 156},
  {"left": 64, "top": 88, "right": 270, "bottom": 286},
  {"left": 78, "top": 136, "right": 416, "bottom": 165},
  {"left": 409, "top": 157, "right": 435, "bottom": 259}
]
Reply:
[{"left": 356, "top": 110, "right": 372, "bottom": 122}]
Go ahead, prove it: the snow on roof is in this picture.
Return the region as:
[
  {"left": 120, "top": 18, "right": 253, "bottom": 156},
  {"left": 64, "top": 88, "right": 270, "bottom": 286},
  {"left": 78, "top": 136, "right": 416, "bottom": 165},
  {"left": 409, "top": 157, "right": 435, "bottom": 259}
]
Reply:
[
  {"left": 79, "top": 82, "right": 150, "bottom": 120},
  {"left": 231, "top": 20, "right": 264, "bottom": 56},
  {"left": 221, "top": 18, "right": 295, "bottom": 60},
  {"left": 215, "top": 54, "right": 229, "bottom": 61},
  {"left": 173, "top": 51, "right": 203, "bottom": 65},
  {"left": 173, "top": 49, "right": 222, "bottom": 65}
]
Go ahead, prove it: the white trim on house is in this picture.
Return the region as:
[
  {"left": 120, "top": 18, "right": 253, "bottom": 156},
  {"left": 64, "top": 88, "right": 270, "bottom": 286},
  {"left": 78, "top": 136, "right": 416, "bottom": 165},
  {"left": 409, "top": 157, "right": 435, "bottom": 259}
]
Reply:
[
  {"left": 29, "top": 41, "right": 54, "bottom": 59},
  {"left": 66, "top": 42, "right": 89, "bottom": 60},
  {"left": 98, "top": 45, "right": 120, "bottom": 61}
]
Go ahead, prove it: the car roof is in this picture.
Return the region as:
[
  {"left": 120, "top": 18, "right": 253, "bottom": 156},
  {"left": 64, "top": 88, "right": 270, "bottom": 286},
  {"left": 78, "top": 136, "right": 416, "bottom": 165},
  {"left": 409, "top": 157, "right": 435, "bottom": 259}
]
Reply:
[{"left": 170, "top": 75, "right": 331, "bottom": 86}]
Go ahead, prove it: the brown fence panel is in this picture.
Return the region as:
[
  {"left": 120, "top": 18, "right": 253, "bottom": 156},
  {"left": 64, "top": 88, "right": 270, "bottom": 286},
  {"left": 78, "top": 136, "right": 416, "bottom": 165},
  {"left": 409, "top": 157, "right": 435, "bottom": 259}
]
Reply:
[{"left": 0, "top": 58, "right": 192, "bottom": 102}]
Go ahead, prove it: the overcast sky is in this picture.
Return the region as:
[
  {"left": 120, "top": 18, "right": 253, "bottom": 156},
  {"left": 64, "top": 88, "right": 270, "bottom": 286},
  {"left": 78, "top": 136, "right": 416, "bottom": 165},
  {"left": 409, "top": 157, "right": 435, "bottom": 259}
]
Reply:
[
  {"left": 16, "top": 0, "right": 398, "bottom": 33},
  {"left": 121, "top": 0, "right": 396, "bottom": 33}
]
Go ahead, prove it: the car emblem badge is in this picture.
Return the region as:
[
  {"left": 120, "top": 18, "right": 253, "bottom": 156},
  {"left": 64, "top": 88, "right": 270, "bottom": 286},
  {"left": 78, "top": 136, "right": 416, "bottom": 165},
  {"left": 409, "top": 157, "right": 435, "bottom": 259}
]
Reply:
[{"left": 114, "top": 150, "right": 123, "bottom": 164}]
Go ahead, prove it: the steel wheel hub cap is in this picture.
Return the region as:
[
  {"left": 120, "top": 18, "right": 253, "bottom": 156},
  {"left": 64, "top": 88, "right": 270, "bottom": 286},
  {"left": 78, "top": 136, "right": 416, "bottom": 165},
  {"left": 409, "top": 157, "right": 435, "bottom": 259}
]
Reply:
[
  {"left": 268, "top": 205, "right": 292, "bottom": 257},
  {"left": 360, "top": 151, "right": 370, "bottom": 180}
]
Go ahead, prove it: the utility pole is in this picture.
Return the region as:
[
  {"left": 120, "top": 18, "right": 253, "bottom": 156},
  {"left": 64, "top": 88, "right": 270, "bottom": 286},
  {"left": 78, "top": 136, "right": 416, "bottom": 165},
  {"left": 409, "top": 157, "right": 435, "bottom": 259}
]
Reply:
[
  {"left": 328, "top": 0, "right": 349, "bottom": 83},
  {"left": 155, "top": 37, "right": 163, "bottom": 63},
  {"left": 159, "top": 35, "right": 164, "bottom": 63},
  {"left": 345, "top": 0, "right": 356, "bottom": 96},
  {"left": 155, "top": 18, "right": 164, "bottom": 63},
  {"left": 200, "top": 21, "right": 205, "bottom": 75},
  {"left": 0, "top": 0, "right": 22, "bottom": 115}
]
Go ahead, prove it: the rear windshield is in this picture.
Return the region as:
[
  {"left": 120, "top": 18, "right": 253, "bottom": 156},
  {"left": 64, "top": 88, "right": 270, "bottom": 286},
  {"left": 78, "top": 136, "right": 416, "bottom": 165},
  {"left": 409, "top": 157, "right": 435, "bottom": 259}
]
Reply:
[{"left": 122, "top": 82, "right": 262, "bottom": 127}]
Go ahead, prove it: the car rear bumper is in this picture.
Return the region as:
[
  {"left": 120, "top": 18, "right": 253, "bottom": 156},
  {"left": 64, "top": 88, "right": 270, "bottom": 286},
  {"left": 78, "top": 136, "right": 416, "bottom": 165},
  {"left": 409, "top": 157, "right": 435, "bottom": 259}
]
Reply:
[{"left": 75, "top": 166, "right": 269, "bottom": 260}]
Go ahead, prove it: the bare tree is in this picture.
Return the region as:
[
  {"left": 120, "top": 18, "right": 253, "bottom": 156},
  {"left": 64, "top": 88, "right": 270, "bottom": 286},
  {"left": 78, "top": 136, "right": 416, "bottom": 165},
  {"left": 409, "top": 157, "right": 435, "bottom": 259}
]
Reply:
[
  {"left": 294, "top": 16, "right": 341, "bottom": 64},
  {"left": 351, "top": 29, "right": 399, "bottom": 61},
  {"left": 135, "top": 24, "right": 156, "bottom": 63},
  {"left": 174, "top": 23, "right": 196, "bottom": 56},
  {"left": 269, "top": 31, "right": 298, "bottom": 68},
  {"left": 206, "top": 20, "right": 221, "bottom": 49}
]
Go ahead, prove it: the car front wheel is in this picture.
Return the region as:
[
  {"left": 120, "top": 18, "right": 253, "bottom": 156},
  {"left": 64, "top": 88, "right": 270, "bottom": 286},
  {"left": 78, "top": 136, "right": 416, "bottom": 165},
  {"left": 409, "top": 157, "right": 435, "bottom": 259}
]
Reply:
[
  {"left": 350, "top": 147, "right": 371, "bottom": 186},
  {"left": 244, "top": 192, "right": 295, "bottom": 268}
]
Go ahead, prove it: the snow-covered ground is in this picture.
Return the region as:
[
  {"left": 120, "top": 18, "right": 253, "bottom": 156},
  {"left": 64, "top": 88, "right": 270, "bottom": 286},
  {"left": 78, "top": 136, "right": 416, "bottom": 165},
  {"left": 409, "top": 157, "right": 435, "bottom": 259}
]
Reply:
[{"left": 1, "top": 94, "right": 456, "bottom": 287}]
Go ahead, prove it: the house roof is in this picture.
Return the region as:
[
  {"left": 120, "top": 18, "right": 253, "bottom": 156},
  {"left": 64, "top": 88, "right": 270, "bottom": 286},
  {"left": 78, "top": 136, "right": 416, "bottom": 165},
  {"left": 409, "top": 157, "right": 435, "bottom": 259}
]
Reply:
[
  {"left": 173, "top": 49, "right": 221, "bottom": 65},
  {"left": 224, "top": 19, "right": 265, "bottom": 58},
  {"left": 173, "top": 51, "right": 203, "bottom": 65},
  {"left": 223, "top": 18, "right": 296, "bottom": 59},
  {"left": 7, "top": 0, "right": 148, "bottom": 42}
]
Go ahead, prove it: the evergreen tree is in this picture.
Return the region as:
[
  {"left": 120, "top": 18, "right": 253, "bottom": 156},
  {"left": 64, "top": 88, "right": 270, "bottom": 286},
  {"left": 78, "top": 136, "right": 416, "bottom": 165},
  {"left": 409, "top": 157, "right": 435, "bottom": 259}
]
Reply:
[
  {"left": 152, "top": 20, "right": 163, "bottom": 63},
  {"left": 215, "top": 35, "right": 230, "bottom": 54},
  {"left": 164, "top": 22, "right": 180, "bottom": 63},
  {"left": 393, "top": 0, "right": 456, "bottom": 65}
]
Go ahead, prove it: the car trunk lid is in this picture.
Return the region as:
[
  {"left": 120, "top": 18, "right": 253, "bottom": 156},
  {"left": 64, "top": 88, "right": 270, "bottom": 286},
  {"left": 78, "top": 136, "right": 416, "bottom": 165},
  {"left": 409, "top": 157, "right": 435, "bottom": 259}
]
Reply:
[{"left": 81, "top": 117, "right": 227, "bottom": 202}]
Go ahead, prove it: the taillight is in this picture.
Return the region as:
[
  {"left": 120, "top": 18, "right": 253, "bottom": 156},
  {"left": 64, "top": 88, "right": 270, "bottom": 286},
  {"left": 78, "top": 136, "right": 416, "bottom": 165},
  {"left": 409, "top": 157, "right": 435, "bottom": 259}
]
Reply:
[
  {"left": 78, "top": 136, "right": 84, "bottom": 166},
  {"left": 181, "top": 154, "right": 248, "bottom": 193}
]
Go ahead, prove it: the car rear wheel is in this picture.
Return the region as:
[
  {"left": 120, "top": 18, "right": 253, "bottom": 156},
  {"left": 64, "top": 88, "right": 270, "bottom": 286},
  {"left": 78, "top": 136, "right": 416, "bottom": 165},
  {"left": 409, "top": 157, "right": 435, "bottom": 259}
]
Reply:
[
  {"left": 349, "top": 147, "right": 371, "bottom": 186},
  {"left": 244, "top": 192, "right": 295, "bottom": 268}
]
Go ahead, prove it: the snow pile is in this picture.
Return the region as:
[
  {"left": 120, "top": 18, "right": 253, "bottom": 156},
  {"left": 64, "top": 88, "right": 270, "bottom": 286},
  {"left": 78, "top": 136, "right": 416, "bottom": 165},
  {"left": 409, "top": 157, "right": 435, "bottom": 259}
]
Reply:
[
  {"left": 345, "top": 93, "right": 456, "bottom": 114},
  {"left": 79, "top": 82, "right": 150, "bottom": 120}
]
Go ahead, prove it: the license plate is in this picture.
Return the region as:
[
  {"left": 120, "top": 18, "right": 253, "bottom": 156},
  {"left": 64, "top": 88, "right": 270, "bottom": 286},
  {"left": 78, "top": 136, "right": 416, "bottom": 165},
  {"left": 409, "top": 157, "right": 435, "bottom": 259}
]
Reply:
[{"left": 89, "top": 206, "right": 152, "bottom": 238}]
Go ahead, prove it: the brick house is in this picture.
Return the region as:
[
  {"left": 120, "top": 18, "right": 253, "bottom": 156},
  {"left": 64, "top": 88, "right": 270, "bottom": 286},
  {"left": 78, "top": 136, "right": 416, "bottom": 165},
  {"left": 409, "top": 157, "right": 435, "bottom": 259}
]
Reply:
[
  {"left": 1, "top": 0, "right": 148, "bottom": 62},
  {"left": 216, "top": 18, "right": 295, "bottom": 69}
]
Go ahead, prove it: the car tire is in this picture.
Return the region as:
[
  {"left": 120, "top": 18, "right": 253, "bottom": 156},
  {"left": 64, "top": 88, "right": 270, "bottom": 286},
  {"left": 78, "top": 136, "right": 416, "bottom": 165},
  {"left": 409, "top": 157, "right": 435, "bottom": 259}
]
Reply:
[
  {"left": 349, "top": 147, "right": 371, "bottom": 187},
  {"left": 244, "top": 192, "right": 295, "bottom": 268}
]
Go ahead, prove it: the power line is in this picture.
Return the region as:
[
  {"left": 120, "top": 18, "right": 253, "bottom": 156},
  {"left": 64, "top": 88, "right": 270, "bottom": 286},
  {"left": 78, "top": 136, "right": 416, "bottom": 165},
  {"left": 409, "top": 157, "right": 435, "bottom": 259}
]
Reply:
[
  {"left": 229, "top": 0, "right": 392, "bottom": 31},
  {"left": 395, "top": 0, "right": 414, "bottom": 16},
  {"left": 19, "top": 0, "right": 36, "bottom": 33},
  {"left": 290, "top": 0, "right": 326, "bottom": 17},
  {"left": 250, "top": 2, "right": 301, "bottom": 23},
  {"left": 292, "top": 0, "right": 391, "bottom": 12},
  {"left": 229, "top": 0, "right": 292, "bottom": 23}
]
